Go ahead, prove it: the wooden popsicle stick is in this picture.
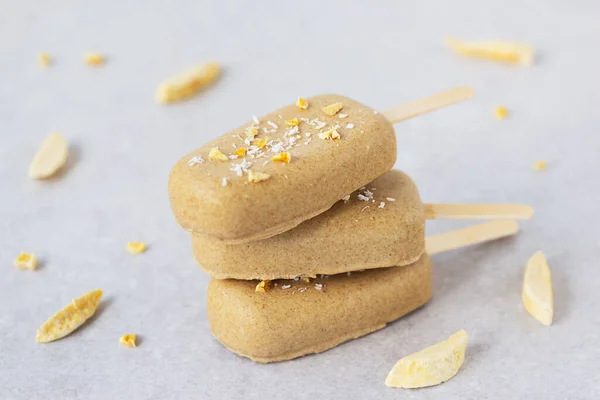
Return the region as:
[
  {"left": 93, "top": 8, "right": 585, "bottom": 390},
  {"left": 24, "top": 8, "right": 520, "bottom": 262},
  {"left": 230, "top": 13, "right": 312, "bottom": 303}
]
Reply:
[
  {"left": 426, "top": 220, "right": 519, "bottom": 255},
  {"left": 423, "top": 203, "right": 534, "bottom": 220},
  {"left": 381, "top": 86, "right": 474, "bottom": 124}
]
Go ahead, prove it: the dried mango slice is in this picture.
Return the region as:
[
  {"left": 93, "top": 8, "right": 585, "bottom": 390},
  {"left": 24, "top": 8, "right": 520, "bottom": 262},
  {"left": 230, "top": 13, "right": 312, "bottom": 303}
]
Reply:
[
  {"left": 233, "top": 147, "right": 246, "bottom": 157},
  {"left": 84, "top": 53, "right": 105, "bottom": 66},
  {"left": 285, "top": 118, "right": 300, "bottom": 127},
  {"left": 156, "top": 62, "right": 221, "bottom": 103},
  {"left": 36, "top": 289, "right": 103, "bottom": 343},
  {"left": 322, "top": 102, "right": 343, "bottom": 116},
  {"left": 126, "top": 242, "right": 146, "bottom": 254},
  {"left": 255, "top": 280, "right": 271, "bottom": 293},
  {"left": 271, "top": 152, "right": 291, "bottom": 164},
  {"left": 296, "top": 97, "right": 308, "bottom": 110},
  {"left": 523, "top": 251, "right": 553, "bottom": 326},
  {"left": 14, "top": 252, "right": 38, "bottom": 270},
  {"left": 120, "top": 334, "right": 137, "bottom": 348},
  {"left": 494, "top": 106, "right": 509, "bottom": 119},
  {"left": 209, "top": 147, "right": 228, "bottom": 161},
  {"left": 532, "top": 160, "right": 547, "bottom": 171},
  {"left": 385, "top": 330, "right": 468, "bottom": 389},
  {"left": 445, "top": 37, "right": 534, "bottom": 66},
  {"left": 28, "top": 133, "right": 69, "bottom": 179},
  {"left": 247, "top": 170, "right": 270, "bottom": 183}
]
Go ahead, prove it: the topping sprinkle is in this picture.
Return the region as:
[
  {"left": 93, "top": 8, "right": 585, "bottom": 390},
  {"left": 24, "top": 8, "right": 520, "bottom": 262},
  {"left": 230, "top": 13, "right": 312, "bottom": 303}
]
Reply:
[
  {"left": 245, "top": 126, "right": 259, "bottom": 139},
  {"left": 248, "top": 170, "right": 271, "bottom": 183},
  {"left": 14, "top": 253, "right": 38, "bottom": 270},
  {"left": 272, "top": 152, "right": 291, "bottom": 164},
  {"left": 233, "top": 147, "right": 246, "bottom": 157},
  {"left": 188, "top": 155, "right": 205, "bottom": 166},
  {"left": 252, "top": 137, "right": 268, "bottom": 149},
  {"left": 209, "top": 147, "right": 228, "bottom": 161},
  {"left": 319, "top": 127, "right": 340, "bottom": 141},
  {"left": 322, "top": 102, "right": 343, "bottom": 116},
  {"left": 255, "top": 280, "right": 272, "bottom": 293},
  {"left": 285, "top": 118, "right": 300, "bottom": 127},
  {"left": 296, "top": 97, "right": 309, "bottom": 110}
]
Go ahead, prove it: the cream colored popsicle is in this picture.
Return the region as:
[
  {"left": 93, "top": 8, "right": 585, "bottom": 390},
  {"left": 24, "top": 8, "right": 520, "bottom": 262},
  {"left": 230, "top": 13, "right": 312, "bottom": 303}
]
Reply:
[
  {"left": 191, "top": 170, "right": 531, "bottom": 280},
  {"left": 169, "top": 89, "right": 473, "bottom": 244}
]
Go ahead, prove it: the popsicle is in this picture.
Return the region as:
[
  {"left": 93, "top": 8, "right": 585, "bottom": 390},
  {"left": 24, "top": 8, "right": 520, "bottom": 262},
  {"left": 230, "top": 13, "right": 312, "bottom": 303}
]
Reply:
[
  {"left": 169, "top": 88, "right": 473, "bottom": 244},
  {"left": 206, "top": 220, "right": 519, "bottom": 363},
  {"left": 191, "top": 170, "right": 532, "bottom": 280}
]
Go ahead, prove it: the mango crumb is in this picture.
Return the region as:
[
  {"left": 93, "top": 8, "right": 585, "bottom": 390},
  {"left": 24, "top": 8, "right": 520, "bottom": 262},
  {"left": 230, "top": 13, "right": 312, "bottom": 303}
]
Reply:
[
  {"left": 209, "top": 147, "right": 228, "bottom": 161},
  {"left": 319, "top": 127, "right": 340, "bottom": 140},
  {"left": 285, "top": 118, "right": 300, "bottom": 127},
  {"left": 84, "top": 53, "right": 105, "bottom": 66},
  {"left": 233, "top": 147, "right": 246, "bottom": 157},
  {"left": 245, "top": 126, "right": 258, "bottom": 139},
  {"left": 494, "top": 106, "right": 509, "bottom": 119},
  {"left": 523, "top": 251, "right": 553, "bottom": 326},
  {"left": 252, "top": 137, "right": 268, "bottom": 149},
  {"left": 38, "top": 53, "right": 52, "bottom": 66},
  {"left": 322, "top": 102, "right": 343, "bottom": 116},
  {"left": 14, "top": 252, "right": 38, "bottom": 270},
  {"left": 126, "top": 242, "right": 146, "bottom": 254},
  {"left": 272, "top": 152, "right": 291, "bottom": 164},
  {"left": 533, "top": 160, "right": 547, "bottom": 171},
  {"left": 255, "top": 280, "right": 272, "bottom": 293},
  {"left": 296, "top": 97, "right": 309, "bottom": 110},
  {"left": 120, "top": 334, "right": 137, "bottom": 348},
  {"left": 248, "top": 170, "right": 271, "bottom": 183}
]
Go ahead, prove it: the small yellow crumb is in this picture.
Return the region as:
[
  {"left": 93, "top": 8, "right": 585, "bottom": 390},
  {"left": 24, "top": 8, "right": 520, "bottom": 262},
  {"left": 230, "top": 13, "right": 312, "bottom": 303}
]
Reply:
[
  {"left": 296, "top": 97, "right": 309, "bottom": 110},
  {"left": 494, "top": 106, "right": 509, "bottom": 119},
  {"left": 36, "top": 289, "right": 103, "bottom": 343},
  {"left": 120, "top": 334, "right": 137, "bottom": 348},
  {"left": 272, "top": 152, "right": 291, "bottom": 164},
  {"left": 322, "top": 102, "right": 343, "bottom": 116},
  {"left": 14, "top": 253, "right": 38, "bottom": 270},
  {"left": 255, "top": 280, "right": 272, "bottom": 293},
  {"left": 156, "top": 62, "right": 221, "bottom": 104},
  {"left": 285, "top": 118, "right": 300, "bottom": 127},
  {"left": 84, "top": 53, "right": 105, "bottom": 66},
  {"left": 38, "top": 53, "right": 52, "bottom": 66},
  {"left": 533, "top": 160, "right": 547, "bottom": 171},
  {"left": 301, "top": 277, "right": 312, "bottom": 283},
  {"left": 252, "top": 137, "right": 268, "bottom": 149},
  {"left": 341, "top": 194, "right": 351, "bottom": 202},
  {"left": 209, "top": 147, "right": 228, "bottom": 161},
  {"left": 319, "top": 127, "right": 340, "bottom": 140},
  {"left": 445, "top": 37, "right": 534, "bottom": 66},
  {"left": 126, "top": 242, "right": 146, "bottom": 254},
  {"left": 245, "top": 126, "right": 258, "bottom": 139},
  {"left": 248, "top": 170, "right": 271, "bottom": 183},
  {"left": 233, "top": 147, "right": 246, "bottom": 157}
]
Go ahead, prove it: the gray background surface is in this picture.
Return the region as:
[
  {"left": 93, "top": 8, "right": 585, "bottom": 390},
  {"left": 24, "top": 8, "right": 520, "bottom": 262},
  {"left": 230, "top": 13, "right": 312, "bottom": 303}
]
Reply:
[{"left": 1, "top": 1, "right": 599, "bottom": 398}]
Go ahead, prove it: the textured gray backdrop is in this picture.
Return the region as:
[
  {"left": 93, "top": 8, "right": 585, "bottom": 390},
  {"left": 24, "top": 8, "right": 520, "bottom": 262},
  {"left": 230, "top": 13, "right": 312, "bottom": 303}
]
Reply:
[{"left": 1, "top": 1, "right": 599, "bottom": 399}]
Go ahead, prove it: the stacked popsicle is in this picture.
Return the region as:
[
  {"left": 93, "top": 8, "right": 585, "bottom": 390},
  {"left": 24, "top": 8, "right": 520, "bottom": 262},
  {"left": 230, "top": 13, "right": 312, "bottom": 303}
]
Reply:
[{"left": 168, "top": 90, "right": 532, "bottom": 363}]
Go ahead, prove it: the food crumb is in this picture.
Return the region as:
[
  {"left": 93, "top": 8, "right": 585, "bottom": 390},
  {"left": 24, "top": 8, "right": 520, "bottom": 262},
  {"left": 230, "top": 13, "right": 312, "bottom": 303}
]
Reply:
[
  {"left": 533, "top": 160, "right": 547, "bottom": 171},
  {"left": 38, "top": 53, "right": 52, "bottom": 66},
  {"left": 322, "top": 102, "right": 343, "bottom": 116},
  {"left": 255, "top": 280, "right": 271, "bottom": 293},
  {"left": 120, "top": 334, "right": 137, "bottom": 348},
  {"left": 126, "top": 242, "right": 146, "bottom": 254},
  {"left": 281, "top": 284, "right": 291, "bottom": 290},
  {"left": 248, "top": 170, "right": 271, "bottom": 183},
  {"left": 285, "top": 118, "right": 300, "bottom": 127},
  {"left": 296, "top": 97, "right": 309, "bottom": 110},
  {"left": 14, "top": 252, "right": 38, "bottom": 270},
  {"left": 271, "top": 152, "right": 291, "bottom": 164},
  {"left": 494, "top": 106, "right": 509, "bottom": 120},
  {"left": 378, "top": 202, "right": 385, "bottom": 209},
  {"left": 209, "top": 147, "right": 228, "bottom": 161},
  {"left": 84, "top": 53, "right": 105, "bottom": 66},
  {"left": 222, "top": 177, "right": 228, "bottom": 187}
]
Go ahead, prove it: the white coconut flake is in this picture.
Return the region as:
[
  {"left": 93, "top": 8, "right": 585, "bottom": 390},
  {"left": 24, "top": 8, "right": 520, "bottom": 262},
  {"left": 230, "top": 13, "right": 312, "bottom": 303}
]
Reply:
[
  {"left": 314, "top": 283, "right": 324, "bottom": 291},
  {"left": 346, "top": 272, "right": 352, "bottom": 276},
  {"left": 346, "top": 123, "right": 354, "bottom": 129},
  {"left": 386, "top": 197, "right": 396, "bottom": 202},
  {"left": 298, "top": 287, "right": 307, "bottom": 293},
  {"left": 228, "top": 154, "right": 238, "bottom": 160},
  {"left": 361, "top": 205, "right": 370, "bottom": 212},
  {"left": 267, "top": 121, "right": 279, "bottom": 129},
  {"left": 281, "top": 284, "right": 291, "bottom": 290},
  {"left": 222, "top": 177, "right": 228, "bottom": 187},
  {"left": 253, "top": 115, "right": 260, "bottom": 124},
  {"left": 188, "top": 156, "right": 205, "bottom": 166},
  {"left": 341, "top": 194, "right": 351, "bottom": 202},
  {"left": 229, "top": 159, "right": 253, "bottom": 176},
  {"left": 338, "top": 113, "right": 348, "bottom": 119},
  {"left": 378, "top": 202, "right": 385, "bottom": 209}
]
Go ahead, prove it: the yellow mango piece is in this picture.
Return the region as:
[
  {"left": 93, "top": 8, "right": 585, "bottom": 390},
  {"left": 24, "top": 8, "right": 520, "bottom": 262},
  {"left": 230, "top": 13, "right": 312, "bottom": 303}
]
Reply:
[
  {"left": 120, "top": 334, "right": 137, "bottom": 348},
  {"left": 255, "top": 280, "right": 272, "bottom": 293},
  {"left": 126, "top": 242, "right": 146, "bottom": 254},
  {"left": 28, "top": 133, "right": 69, "bottom": 179},
  {"left": 233, "top": 147, "right": 246, "bottom": 157},
  {"left": 271, "top": 152, "right": 291, "bottom": 164},
  {"left": 36, "top": 289, "right": 103, "bottom": 343},
  {"left": 252, "top": 137, "right": 268, "bottom": 149},
  {"left": 285, "top": 118, "right": 300, "bottom": 127},
  {"left": 84, "top": 53, "right": 105, "bottom": 66},
  {"left": 247, "top": 170, "right": 270, "bottom": 183},
  {"left": 156, "top": 62, "right": 221, "bottom": 103},
  {"left": 322, "top": 102, "right": 343, "bottom": 116},
  {"left": 522, "top": 251, "right": 553, "bottom": 326},
  {"left": 385, "top": 330, "right": 468, "bottom": 389},
  {"left": 494, "top": 106, "right": 509, "bottom": 120},
  {"left": 532, "top": 160, "right": 547, "bottom": 171},
  {"left": 14, "top": 252, "right": 38, "bottom": 270},
  {"left": 209, "top": 147, "right": 228, "bottom": 161},
  {"left": 38, "top": 53, "right": 52, "bottom": 66},
  {"left": 296, "top": 97, "right": 309, "bottom": 110},
  {"left": 445, "top": 37, "right": 534, "bottom": 66}
]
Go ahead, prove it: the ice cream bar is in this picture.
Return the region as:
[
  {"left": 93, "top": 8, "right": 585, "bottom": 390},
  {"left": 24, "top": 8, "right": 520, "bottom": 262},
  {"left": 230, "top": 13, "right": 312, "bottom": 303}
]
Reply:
[
  {"left": 192, "top": 170, "right": 425, "bottom": 280},
  {"left": 169, "top": 94, "right": 396, "bottom": 244},
  {"left": 207, "top": 254, "right": 432, "bottom": 363}
]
